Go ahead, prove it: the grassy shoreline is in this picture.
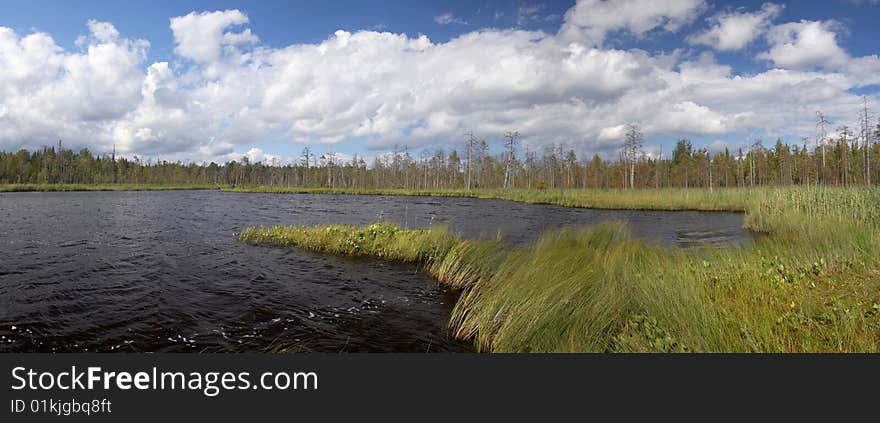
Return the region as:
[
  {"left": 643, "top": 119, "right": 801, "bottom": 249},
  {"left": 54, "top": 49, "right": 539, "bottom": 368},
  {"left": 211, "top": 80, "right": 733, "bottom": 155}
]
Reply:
[
  {"left": 226, "top": 185, "right": 879, "bottom": 234},
  {"left": 0, "top": 183, "right": 217, "bottom": 192},
  {"left": 6, "top": 182, "right": 876, "bottom": 351},
  {"left": 238, "top": 186, "right": 880, "bottom": 352},
  {"left": 223, "top": 186, "right": 751, "bottom": 212}
]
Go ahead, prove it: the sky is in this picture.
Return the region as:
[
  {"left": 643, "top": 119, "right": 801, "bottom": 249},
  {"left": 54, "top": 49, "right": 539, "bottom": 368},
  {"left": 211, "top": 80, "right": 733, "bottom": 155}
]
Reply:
[{"left": 1, "top": 0, "right": 879, "bottom": 165}]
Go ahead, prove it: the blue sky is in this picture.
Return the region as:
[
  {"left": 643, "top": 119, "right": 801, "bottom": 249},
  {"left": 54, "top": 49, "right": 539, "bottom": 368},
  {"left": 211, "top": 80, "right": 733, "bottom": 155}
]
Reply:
[
  {"left": 4, "top": 1, "right": 877, "bottom": 60},
  {"left": 5, "top": 1, "right": 878, "bottom": 68},
  {"left": 0, "top": 0, "right": 878, "bottom": 164},
  {"left": 1, "top": 1, "right": 569, "bottom": 48}
]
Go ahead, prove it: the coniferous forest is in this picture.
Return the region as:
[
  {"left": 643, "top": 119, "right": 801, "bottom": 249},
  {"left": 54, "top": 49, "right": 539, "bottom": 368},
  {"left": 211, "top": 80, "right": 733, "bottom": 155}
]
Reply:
[{"left": 2, "top": 120, "right": 879, "bottom": 190}]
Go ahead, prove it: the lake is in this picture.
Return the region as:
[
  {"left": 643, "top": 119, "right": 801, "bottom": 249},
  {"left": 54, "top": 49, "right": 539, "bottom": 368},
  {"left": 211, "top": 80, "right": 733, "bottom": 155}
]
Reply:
[{"left": 0, "top": 190, "right": 749, "bottom": 352}]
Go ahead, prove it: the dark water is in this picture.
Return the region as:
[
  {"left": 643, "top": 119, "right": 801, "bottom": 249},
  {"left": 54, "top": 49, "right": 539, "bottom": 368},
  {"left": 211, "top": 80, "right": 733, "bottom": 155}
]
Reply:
[{"left": 0, "top": 191, "right": 748, "bottom": 353}]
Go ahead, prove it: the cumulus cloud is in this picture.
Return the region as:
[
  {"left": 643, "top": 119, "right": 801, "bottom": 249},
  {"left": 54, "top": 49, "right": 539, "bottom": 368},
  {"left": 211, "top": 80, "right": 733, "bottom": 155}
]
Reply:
[
  {"left": 169, "top": 10, "right": 258, "bottom": 63},
  {"left": 85, "top": 19, "right": 120, "bottom": 43},
  {"left": 240, "top": 147, "right": 284, "bottom": 165},
  {"left": 559, "top": 0, "right": 707, "bottom": 45},
  {"left": 759, "top": 20, "right": 849, "bottom": 69},
  {"left": 0, "top": 3, "right": 878, "bottom": 164},
  {"left": 844, "top": 54, "right": 880, "bottom": 87},
  {"left": 0, "top": 21, "right": 147, "bottom": 150},
  {"left": 687, "top": 3, "right": 783, "bottom": 51}
]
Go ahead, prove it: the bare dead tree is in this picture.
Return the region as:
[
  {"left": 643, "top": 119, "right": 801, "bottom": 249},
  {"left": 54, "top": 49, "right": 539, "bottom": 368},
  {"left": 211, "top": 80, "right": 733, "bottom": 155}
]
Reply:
[
  {"left": 839, "top": 125, "right": 852, "bottom": 186},
  {"left": 704, "top": 148, "right": 713, "bottom": 191},
  {"left": 301, "top": 146, "right": 312, "bottom": 186},
  {"left": 503, "top": 131, "right": 520, "bottom": 189},
  {"left": 737, "top": 147, "right": 743, "bottom": 187},
  {"left": 749, "top": 139, "right": 763, "bottom": 187},
  {"left": 622, "top": 124, "right": 643, "bottom": 189},
  {"left": 464, "top": 132, "right": 477, "bottom": 190},
  {"left": 321, "top": 152, "right": 338, "bottom": 188},
  {"left": 816, "top": 111, "right": 830, "bottom": 181},
  {"left": 655, "top": 145, "right": 662, "bottom": 189}
]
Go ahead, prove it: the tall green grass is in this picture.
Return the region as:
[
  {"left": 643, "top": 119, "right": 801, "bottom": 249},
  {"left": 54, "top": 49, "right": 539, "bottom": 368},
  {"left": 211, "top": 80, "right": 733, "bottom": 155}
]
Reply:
[
  {"left": 238, "top": 222, "right": 457, "bottom": 264},
  {"left": 237, "top": 186, "right": 880, "bottom": 352}
]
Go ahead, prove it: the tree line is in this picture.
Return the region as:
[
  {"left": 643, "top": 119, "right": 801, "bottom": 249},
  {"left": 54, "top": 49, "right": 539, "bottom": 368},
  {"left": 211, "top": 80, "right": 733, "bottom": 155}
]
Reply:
[{"left": 2, "top": 116, "right": 879, "bottom": 190}]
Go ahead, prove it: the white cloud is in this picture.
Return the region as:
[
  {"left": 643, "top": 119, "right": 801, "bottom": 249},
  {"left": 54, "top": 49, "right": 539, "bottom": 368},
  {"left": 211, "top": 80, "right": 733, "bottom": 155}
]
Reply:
[
  {"left": 0, "top": 21, "right": 147, "bottom": 150},
  {"left": 759, "top": 20, "right": 849, "bottom": 69},
  {"left": 169, "top": 10, "right": 257, "bottom": 63},
  {"left": 844, "top": 54, "right": 880, "bottom": 87},
  {"left": 0, "top": 4, "right": 878, "bottom": 163},
  {"left": 434, "top": 13, "right": 468, "bottom": 25},
  {"left": 242, "top": 147, "right": 281, "bottom": 164},
  {"left": 687, "top": 3, "right": 783, "bottom": 51},
  {"left": 598, "top": 125, "right": 626, "bottom": 141},
  {"left": 86, "top": 19, "right": 120, "bottom": 43},
  {"left": 559, "top": 0, "right": 707, "bottom": 45}
]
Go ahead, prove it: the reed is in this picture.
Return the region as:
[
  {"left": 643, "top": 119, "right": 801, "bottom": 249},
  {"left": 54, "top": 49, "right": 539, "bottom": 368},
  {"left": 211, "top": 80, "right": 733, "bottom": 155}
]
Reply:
[{"left": 238, "top": 186, "right": 880, "bottom": 352}]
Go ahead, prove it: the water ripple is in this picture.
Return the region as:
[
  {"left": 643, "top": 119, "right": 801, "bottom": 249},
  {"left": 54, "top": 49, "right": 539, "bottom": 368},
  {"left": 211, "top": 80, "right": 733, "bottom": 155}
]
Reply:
[{"left": 0, "top": 190, "right": 746, "bottom": 352}]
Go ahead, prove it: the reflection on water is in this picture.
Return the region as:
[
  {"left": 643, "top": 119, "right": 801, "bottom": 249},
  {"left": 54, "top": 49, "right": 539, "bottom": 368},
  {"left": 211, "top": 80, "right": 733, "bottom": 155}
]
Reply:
[{"left": 0, "top": 190, "right": 748, "bottom": 352}]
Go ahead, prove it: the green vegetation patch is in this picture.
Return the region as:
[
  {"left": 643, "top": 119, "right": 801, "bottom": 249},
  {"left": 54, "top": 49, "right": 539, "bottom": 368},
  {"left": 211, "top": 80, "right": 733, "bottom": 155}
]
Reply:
[{"left": 238, "top": 186, "right": 880, "bottom": 352}]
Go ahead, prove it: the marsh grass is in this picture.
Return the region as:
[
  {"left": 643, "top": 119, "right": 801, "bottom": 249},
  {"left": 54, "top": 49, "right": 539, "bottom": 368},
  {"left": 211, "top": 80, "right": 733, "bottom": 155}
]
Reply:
[
  {"left": 238, "top": 221, "right": 458, "bottom": 264},
  {"left": 238, "top": 186, "right": 880, "bottom": 352},
  {"left": 448, "top": 222, "right": 878, "bottom": 352}
]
